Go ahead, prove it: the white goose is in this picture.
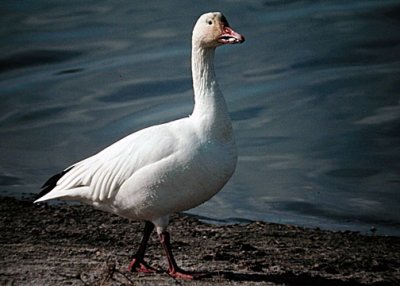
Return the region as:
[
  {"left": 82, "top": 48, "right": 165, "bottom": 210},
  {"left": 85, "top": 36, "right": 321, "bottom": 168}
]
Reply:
[{"left": 35, "top": 12, "right": 244, "bottom": 279}]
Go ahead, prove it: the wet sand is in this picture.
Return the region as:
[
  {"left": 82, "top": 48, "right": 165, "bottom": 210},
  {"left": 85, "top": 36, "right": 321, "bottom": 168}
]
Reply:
[{"left": 0, "top": 197, "right": 399, "bottom": 285}]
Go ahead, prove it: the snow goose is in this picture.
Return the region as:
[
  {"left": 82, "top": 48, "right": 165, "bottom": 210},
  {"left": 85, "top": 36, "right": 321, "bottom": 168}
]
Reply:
[{"left": 35, "top": 12, "right": 244, "bottom": 279}]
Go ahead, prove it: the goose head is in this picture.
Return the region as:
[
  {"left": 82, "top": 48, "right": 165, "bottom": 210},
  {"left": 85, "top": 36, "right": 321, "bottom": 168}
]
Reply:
[{"left": 192, "top": 12, "right": 245, "bottom": 48}]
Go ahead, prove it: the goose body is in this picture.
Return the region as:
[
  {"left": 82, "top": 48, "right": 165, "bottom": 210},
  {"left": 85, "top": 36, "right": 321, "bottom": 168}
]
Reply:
[
  {"left": 42, "top": 117, "right": 236, "bottom": 227},
  {"left": 35, "top": 12, "right": 244, "bottom": 279}
]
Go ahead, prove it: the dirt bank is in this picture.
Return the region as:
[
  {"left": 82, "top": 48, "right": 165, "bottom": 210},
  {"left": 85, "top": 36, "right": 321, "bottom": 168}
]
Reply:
[{"left": 0, "top": 197, "right": 399, "bottom": 285}]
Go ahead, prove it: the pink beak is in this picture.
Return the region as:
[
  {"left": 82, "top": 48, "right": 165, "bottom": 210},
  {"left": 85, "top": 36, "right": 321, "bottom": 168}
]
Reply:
[{"left": 218, "top": 26, "right": 245, "bottom": 45}]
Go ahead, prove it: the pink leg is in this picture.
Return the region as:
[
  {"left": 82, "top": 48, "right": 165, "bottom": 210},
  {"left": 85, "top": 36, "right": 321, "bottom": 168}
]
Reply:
[
  {"left": 128, "top": 221, "right": 157, "bottom": 273},
  {"left": 159, "top": 231, "right": 207, "bottom": 280}
]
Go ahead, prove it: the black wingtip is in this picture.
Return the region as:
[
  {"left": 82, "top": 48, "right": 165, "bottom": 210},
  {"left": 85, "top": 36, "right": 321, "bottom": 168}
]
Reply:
[{"left": 35, "top": 166, "right": 74, "bottom": 200}]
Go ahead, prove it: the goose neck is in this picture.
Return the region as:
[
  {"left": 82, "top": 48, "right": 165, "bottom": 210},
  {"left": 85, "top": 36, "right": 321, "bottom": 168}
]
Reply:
[
  {"left": 191, "top": 45, "right": 232, "bottom": 141},
  {"left": 191, "top": 46, "right": 216, "bottom": 96}
]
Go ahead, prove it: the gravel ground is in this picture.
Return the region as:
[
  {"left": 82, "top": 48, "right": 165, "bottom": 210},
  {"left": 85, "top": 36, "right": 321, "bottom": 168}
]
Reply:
[{"left": 0, "top": 197, "right": 399, "bottom": 286}]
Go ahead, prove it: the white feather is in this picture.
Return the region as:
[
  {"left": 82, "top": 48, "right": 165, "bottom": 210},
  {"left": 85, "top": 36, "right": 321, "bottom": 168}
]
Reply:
[{"left": 34, "top": 12, "right": 242, "bottom": 234}]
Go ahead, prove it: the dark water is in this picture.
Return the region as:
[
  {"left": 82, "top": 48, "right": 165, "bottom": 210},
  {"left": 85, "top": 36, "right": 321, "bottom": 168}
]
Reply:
[{"left": 1, "top": 1, "right": 399, "bottom": 236}]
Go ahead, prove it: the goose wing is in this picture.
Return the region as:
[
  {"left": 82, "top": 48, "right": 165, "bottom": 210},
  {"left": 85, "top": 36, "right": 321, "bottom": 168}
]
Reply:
[{"left": 35, "top": 123, "right": 179, "bottom": 202}]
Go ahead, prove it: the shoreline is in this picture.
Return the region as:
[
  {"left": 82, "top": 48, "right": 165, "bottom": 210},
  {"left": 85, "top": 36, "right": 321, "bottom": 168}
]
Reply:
[{"left": 1, "top": 197, "right": 399, "bottom": 285}]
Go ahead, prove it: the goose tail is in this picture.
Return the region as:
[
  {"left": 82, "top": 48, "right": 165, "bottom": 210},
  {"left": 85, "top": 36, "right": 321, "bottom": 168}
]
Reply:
[{"left": 34, "top": 167, "right": 74, "bottom": 203}]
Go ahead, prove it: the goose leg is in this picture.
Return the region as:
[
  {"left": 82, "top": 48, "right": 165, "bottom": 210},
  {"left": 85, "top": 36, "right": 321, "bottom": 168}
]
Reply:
[
  {"left": 159, "top": 231, "right": 206, "bottom": 280},
  {"left": 128, "top": 221, "right": 157, "bottom": 273}
]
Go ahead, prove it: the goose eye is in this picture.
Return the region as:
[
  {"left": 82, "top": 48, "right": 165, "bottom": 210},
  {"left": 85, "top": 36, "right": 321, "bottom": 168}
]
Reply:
[{"left": 208, "top": 20, "right": 213, "bottom": 25}]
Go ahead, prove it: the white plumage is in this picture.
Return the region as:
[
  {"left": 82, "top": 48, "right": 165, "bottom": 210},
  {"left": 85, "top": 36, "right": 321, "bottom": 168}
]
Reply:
[{"left": 35, "top": 12, "right": 244, "bottom": 279}]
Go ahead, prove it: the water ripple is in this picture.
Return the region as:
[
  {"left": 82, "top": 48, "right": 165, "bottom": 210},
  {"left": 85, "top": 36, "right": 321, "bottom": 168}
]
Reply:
[{"left": 0, "top": 50, "right": 82, "bottom": 73}]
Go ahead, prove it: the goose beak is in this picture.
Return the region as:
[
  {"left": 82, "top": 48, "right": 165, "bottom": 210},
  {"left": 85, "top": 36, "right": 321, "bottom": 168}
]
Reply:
[{"left": 218, "top": 26, "right": 245, "bottom": 45}]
